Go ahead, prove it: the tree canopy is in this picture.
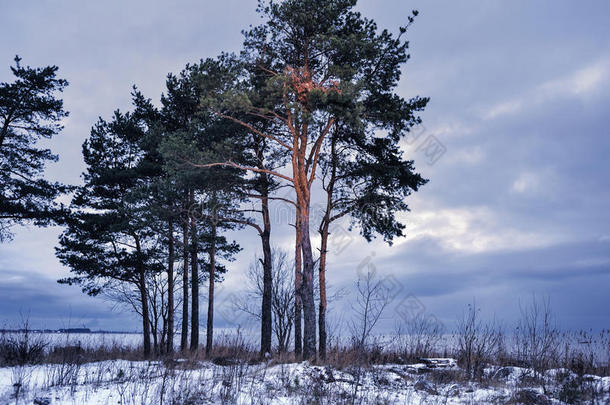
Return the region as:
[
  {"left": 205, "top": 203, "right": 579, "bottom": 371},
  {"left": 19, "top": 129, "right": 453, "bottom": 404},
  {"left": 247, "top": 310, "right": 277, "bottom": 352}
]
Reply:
[
  {"left": 51, "top": 0, "right": 428, "bottom": 360},
  {"left": 0, "top": 56, "right": 70, "bottom": 242}
]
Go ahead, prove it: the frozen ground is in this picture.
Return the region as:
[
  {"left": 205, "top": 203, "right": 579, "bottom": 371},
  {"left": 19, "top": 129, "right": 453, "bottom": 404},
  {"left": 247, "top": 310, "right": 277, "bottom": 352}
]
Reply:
[{"left": 1, "top": 358, "right": 609, "bottom": 405}]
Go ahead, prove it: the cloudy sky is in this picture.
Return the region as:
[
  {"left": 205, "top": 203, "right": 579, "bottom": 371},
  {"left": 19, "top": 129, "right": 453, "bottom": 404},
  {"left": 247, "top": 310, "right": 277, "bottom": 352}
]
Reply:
[{"left": 1, "top": 0, "right": 609, "bottom": 334}]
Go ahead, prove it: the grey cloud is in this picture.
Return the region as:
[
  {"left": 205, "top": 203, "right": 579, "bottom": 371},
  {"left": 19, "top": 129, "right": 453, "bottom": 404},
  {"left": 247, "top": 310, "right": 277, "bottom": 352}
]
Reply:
[{"left": 1, "top": 0, "right": 609, "bottom": 333}]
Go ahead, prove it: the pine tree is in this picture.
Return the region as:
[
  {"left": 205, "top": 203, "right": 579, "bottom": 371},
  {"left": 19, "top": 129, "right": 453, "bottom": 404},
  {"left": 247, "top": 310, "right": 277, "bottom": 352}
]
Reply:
[
  {"left": 159, "top": 59, "right": 245, "bottom": 352},
  {"left": 239, "top": 56, "right": 290, "bottom": 357},
  {"left": 313, "top": 9, "right": 429, "bottom": 358},
  {"left": 197, "top": 195, "right": 241, "bottom": 354},
  {"left": 316, "top": 124, "right": 427, "bottom": 359},
  {"left": 0, "top": 56, "right": 70, "bottom": 241},
  {"left": 198, "top": 0, "right": 429, "bottom": 359},
  {"left": 158, "top": 63, "right": 214, "bottom": 352},
  {"left": 178, "top": 55, "right": 289, "bottom": 357},
  {"left": 56, "top": 109, "right": 161, "bottom": 357}
]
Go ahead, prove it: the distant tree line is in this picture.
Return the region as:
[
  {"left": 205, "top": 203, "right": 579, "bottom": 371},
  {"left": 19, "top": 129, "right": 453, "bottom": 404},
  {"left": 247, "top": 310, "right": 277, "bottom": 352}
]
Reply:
[{"left": 0, "top": 0, "right": 428, "bottom": 360}]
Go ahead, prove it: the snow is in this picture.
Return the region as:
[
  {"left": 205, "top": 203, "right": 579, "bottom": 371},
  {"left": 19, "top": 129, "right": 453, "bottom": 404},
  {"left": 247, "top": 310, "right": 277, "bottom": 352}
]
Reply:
[{"left": 0, "top": 359, "right": 608, "bottom": 404}]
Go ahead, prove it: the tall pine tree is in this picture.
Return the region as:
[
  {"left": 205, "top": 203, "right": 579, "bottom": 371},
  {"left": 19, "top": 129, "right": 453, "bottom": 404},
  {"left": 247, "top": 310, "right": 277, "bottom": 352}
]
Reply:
[
  {"left": 198, "top": 0, "right": 429, "bottom": 359},
  {"left": 56, "top": 109, "right": 160, "bottom": 357},
  {"left": 160, "top": 58, "right": 245, "bottom": 352},
  {"left": 0, "top": 56, "right": 69, "bottom": 241}
]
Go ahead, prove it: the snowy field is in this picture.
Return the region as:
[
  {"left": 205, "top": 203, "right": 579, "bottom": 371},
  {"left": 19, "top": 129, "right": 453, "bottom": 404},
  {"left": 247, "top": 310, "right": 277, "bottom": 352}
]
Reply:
[
  {"left": 1, "top": 331, "right": 609, "bottom": 403},
  {"left": 1, "top": 358, "right": 609, "bottom": 404}
]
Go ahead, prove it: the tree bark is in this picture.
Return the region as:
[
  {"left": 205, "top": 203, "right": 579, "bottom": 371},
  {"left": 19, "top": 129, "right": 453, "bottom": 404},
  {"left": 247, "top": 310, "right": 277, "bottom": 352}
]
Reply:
[
  {"left": 294, "top": 211, "right": 303, "bottom": 357},
  {"left": 180, "top": 218, "right": 189, "bottom": 352},
  {"left": 299, "top": 200, "right": 317, "bottom": 360},
  {"left": 0, "top": 108, "right": 15, "bottom": 149},
  {"left": 134, "top": 234, "right": 151, "bottom": 358},
  {"left": 161, "top": 309, "right": 167, "bottom": 355},
  {"left": 167, "top": 219, "right": 175, "bottom": 354},
  {"left": 190, "top": 199, "right": 199, "bottom": 352},
  {"left": 206, "top": 222, "right": 217, "bottom": 355},
  {"left": 138, "top": 270, "right": 152, "bottom": 357},
  {"left": 260, "top": 175, "right": 273, "bottom": 356},
  {"left": 151, "top": 314, "right": 159, "bottom": 354},
  {"left": 318, "top": 134, "right": 337, "bottom": 360},
  {"left": 318, "top": 220, "right": 329, "bottom": 360},
  {"left": 292, "top": 117, "right": 318, "bottom": 361}
]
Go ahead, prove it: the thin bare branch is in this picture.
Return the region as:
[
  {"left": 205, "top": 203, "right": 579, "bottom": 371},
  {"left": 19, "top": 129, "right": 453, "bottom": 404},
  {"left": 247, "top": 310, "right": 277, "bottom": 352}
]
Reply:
[
  {"left": 308, "top": 117, "right": 335, "bottom": 185},
  {"left": 186, "top": 159, "right": 294, "bottom": 183},
  {"left": 212, "top": 110, "right": 293, "bottom": 150}
]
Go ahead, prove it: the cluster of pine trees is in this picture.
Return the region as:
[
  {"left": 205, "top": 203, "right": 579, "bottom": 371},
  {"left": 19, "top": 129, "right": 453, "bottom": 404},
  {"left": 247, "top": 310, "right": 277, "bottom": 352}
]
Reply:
[{"left": 1, "top": 0, "right": 429, "bottom": 360}]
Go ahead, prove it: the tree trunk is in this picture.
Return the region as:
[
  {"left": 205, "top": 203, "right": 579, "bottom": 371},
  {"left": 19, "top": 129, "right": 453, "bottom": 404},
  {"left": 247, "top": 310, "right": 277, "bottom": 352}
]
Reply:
[
  {"left": 139, "top": 269, "right": 152, "bottom": 358},
  {"left": 318, "top": 220, "right": 329, "bottom": 360},
  {"left": 0, "top": 109, "right": 15, "bottom": 149},
  {"left": 190, "top": 209, "right": 199, "bottom": 352},
  {"left": 299, "top": 199, "right": 317, "bottom": 360},
  {"left": 294, "top": 211, "right": 303, "bottom": 357},
  {"left": 318, "top": 134, "right": 336, "bottom": 361},
  {"left": 167, "top": 219, "right": 175, "bottom": 354},
  {"left": 133, "top": 233, "right": 152, "bottom": 358},
  {"left": 161, "top": 308, "right": 167, "bottom": 355},
  {"left": 290, "top": 117, "right": 327, "bottom": 361},
  {"left": 152, "top": 316, "right": 159, "bottom": 354},
  {"left": 150, "top": 286, "right": 160, "bottom": 355},
  {"left": 181, "top": 219, "right": 189, "bottom": 352},
  {"left": 252, "top": 137, "right": 273, "bottom": 357},
  {"left": 260, "top": 181, "right": 273, "bottom": 356},
  {"left": 206, "top": 222, "right": 217, "bottom": 355}
]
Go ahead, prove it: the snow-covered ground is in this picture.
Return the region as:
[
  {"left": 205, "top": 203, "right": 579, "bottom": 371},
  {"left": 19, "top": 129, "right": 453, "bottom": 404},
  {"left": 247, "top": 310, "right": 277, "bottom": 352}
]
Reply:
[{"left": 1, "top": 358, "right": 608, "bottom": 404}]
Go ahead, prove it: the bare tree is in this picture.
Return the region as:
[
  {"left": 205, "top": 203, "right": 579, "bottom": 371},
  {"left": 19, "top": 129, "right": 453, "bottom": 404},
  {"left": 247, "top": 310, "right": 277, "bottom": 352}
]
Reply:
[
  {"left": 104, "top": 271, "right": 179, "bottom": 355},
  {"left": 349, "top": 271, "right": 392, "bottom": 353},
  {"left": 347, "top": 270, "right": 392, "bottom": 403},
  {"left": 235, "top": 248, "right": 295, "bottom": 353}
]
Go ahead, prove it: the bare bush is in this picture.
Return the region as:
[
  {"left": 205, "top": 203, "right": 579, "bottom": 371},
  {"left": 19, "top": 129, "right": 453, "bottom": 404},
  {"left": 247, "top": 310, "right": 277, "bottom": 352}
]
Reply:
[
  {"left": 207, "top": 327, "right": 257, "bottom": 363},
  {"left": 456, "top": 301, "right": 501, "bottom": 381},
  {"left": 514, "top": 295, "right": 559, "bottom": 377},
  {"left": 395, "top": 312, "right": 445, "bottom": 362},
  {"left": 0, "top": 318, "right": 47, "bottom": 366}
]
